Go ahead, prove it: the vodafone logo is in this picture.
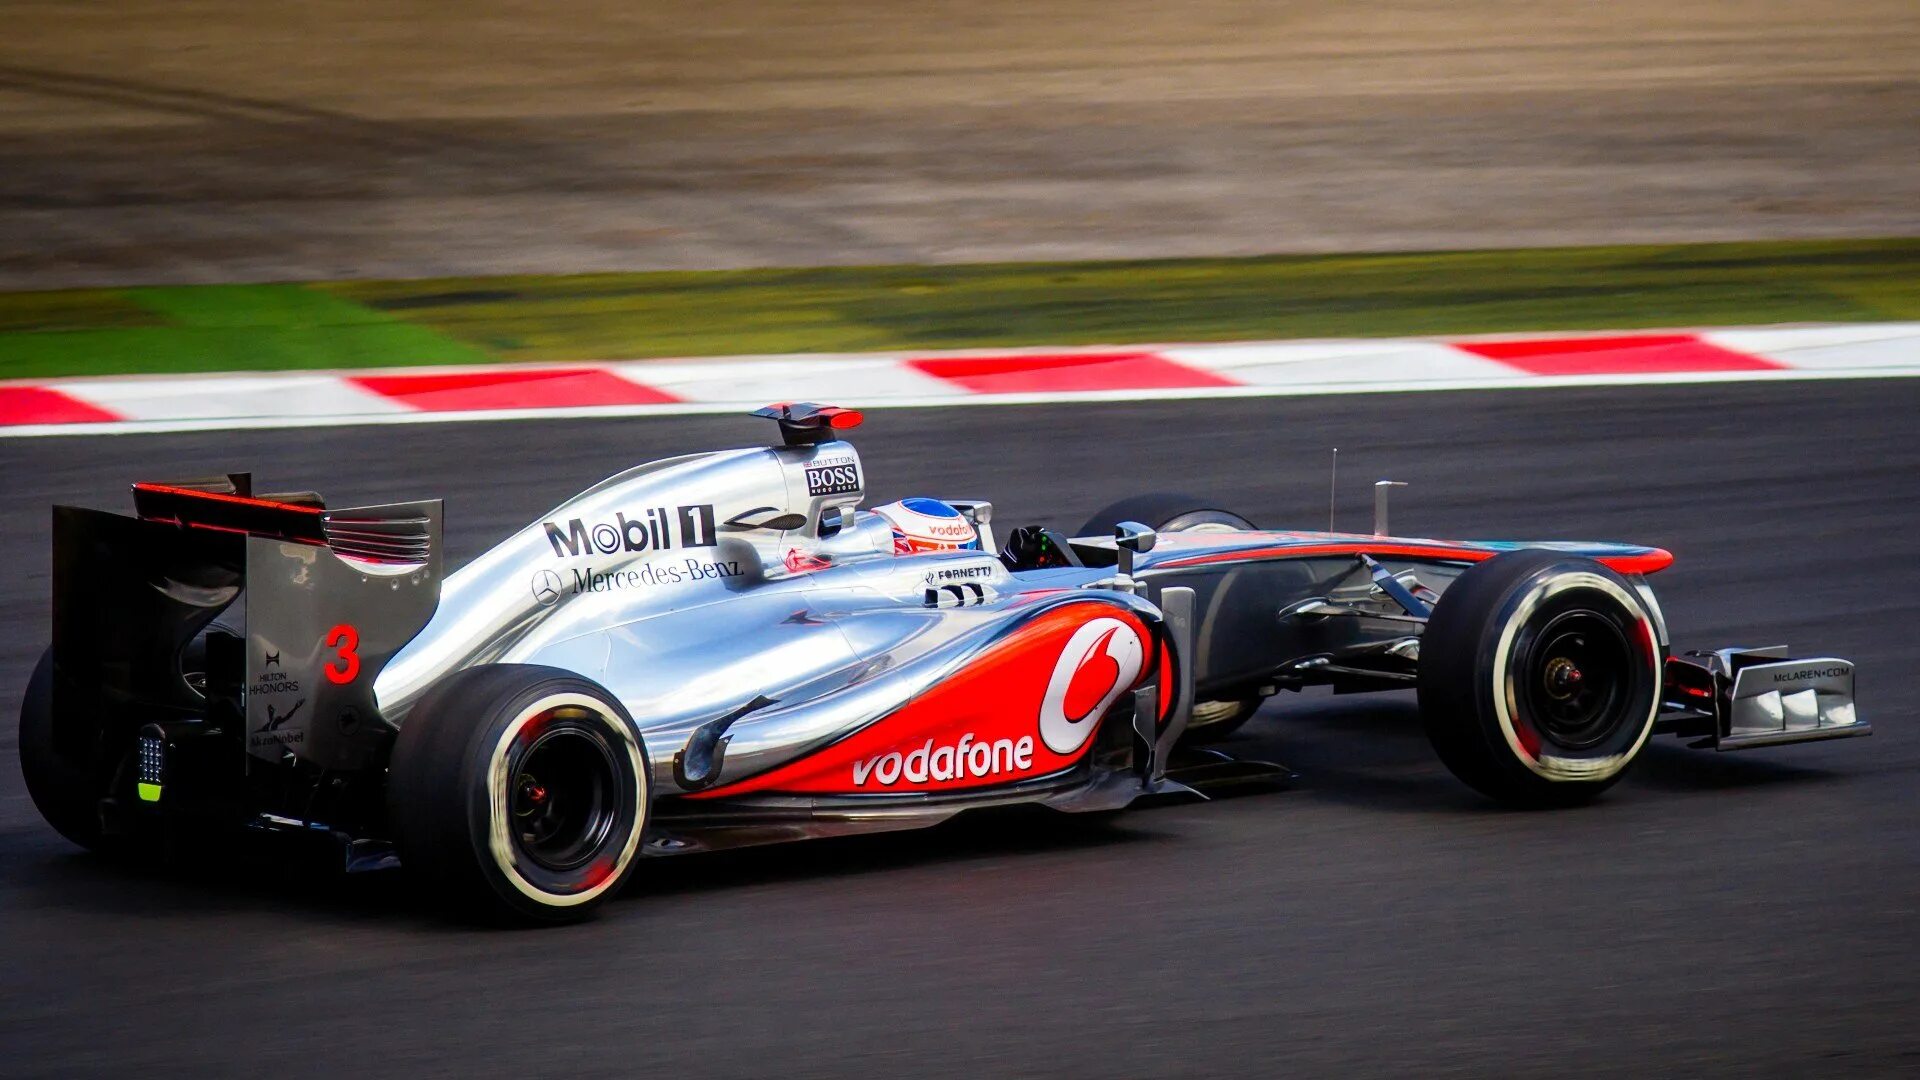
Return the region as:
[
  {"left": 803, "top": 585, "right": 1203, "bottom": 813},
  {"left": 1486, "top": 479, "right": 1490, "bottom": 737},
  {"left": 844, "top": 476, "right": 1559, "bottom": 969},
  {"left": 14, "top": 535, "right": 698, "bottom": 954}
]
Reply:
[
  {"left": 1039, "top": 617, "right": 1146, "bottom": 755},
  {"left": 853, "top": 733, "right": 1034, "bottom": 788}
]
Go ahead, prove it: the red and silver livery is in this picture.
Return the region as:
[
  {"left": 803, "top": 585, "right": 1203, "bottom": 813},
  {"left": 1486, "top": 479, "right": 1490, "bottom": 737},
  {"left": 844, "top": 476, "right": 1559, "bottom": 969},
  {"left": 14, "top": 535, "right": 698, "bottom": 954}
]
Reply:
[{"left": 21, "top": 401, "right": 1866, "bottom": 923}]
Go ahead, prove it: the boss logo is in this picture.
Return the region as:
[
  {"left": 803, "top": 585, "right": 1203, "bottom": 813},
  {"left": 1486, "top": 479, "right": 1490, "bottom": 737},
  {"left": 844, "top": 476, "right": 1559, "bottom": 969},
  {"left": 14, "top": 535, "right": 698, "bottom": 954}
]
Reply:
[{"left": 805, "top": 462, "right": 861, "bottom": 497}]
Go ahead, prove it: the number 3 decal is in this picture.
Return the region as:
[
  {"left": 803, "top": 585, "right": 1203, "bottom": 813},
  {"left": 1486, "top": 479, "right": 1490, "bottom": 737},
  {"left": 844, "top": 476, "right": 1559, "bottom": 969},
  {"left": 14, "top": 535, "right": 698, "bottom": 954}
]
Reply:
[{"left": 324, "top": 623, "right": 361, "bottom": 684}]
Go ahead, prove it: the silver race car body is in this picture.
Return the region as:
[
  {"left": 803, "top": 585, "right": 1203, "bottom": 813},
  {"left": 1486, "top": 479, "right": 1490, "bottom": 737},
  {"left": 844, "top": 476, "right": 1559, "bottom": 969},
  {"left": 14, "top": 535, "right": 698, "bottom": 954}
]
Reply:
[{"left": 27, "top": 403, "right": 1867, "bottom": 918}]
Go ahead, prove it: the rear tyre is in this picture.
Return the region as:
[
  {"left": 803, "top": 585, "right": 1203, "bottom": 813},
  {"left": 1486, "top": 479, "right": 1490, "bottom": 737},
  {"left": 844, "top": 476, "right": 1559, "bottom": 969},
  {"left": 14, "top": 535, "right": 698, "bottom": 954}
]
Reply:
[
  {"left": 1076, "top": 493, "right": 1257, "bottom": 539},
  {"left": 18, "top": 648, "right": 107, "bottom": 851},
  {"left": 1185, "top": 696, "right": 1261, "bottom": 743},
  {"left": 388, "top": 665, "right": 650, "bottom": 923},
  {"left": 1078, "top": 494, "right": 1260, "bottom": 743},
  {"left": 1418, "top": 550, "right": 1662, "bottom": 807}
]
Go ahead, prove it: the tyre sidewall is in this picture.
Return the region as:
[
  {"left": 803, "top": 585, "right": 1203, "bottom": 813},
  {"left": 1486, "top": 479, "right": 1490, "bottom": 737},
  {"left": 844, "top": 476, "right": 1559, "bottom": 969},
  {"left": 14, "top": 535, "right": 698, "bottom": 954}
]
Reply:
[
  {"left": 18, "top": 648, "right": 106, "bottom": 850},
  {"left": 1421, "top": 552, "right": 1661, "bottom": 804},
  {"left": 392, "top": 667, "right": 649, "bottom": 921},
  {"left": 1483, "top": 569, "right": 1660, "bottom": 785},
  {"left": 1181, "top": 696, "right": 1260, "bottom": 743},
  {"left": 1078, "top": 494, "right": 1261, "bottom": 744},
  {"left": 472, "top": 688, "right": 648, "bottom": 914},
  {"left": 1076, "top": 493, "right": 1257, "bottom": 538}
]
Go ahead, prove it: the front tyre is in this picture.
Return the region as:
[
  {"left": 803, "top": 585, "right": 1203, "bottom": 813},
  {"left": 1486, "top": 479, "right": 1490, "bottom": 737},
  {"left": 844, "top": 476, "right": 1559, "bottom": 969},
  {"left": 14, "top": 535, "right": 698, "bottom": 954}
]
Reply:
[
  {"left": 1418, "top": 551, "right": 1661, "bottom": 807},
  {"left": 388, "top": 666, "right": 650, "bottom": 923},
  {"left": 1078, "top": 494, "right": 1260, "bottom": 743}
]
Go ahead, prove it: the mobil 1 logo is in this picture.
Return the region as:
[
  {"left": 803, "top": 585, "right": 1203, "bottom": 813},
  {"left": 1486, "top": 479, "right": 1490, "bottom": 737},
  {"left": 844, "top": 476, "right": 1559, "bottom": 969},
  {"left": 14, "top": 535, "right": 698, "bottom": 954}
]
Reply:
[
  {"left": 544, "top": 504, "right": 717, "bottom": 559},
  {"left": 805, "top": 457, "right": 861, "bottom": 497}
]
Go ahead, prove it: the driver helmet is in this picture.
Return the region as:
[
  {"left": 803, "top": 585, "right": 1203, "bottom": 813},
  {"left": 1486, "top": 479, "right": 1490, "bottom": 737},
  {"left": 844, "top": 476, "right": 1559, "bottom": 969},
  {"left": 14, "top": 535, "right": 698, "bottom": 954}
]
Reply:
[{"left": 872, "top": 498, "right": 979, "bottom": 554}]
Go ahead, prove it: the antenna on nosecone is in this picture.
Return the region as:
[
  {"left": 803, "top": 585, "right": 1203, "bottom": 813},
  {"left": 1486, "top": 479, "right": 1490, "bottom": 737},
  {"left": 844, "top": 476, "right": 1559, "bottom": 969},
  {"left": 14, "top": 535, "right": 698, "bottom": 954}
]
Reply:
[{"left": 1328, "top": 448, "right": 1338, "bottom": 533}]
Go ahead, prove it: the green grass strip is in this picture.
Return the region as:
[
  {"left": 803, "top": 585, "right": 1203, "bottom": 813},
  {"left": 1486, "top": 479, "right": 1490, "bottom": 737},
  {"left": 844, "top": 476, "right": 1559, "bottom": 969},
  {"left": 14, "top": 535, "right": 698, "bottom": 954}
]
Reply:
[
  {"left": 3, "top": 239, "right": 1916, "bottom": 379},
  {"left": 0, "top": 285, "right": 496, "bottom": 379}
]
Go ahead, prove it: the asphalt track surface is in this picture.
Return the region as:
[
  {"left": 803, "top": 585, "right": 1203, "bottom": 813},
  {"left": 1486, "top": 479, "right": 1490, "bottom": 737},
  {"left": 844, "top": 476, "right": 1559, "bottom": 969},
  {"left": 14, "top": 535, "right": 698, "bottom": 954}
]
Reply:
[{"left": 2, "top": 382, "right": 1918, "bottom": 1077}]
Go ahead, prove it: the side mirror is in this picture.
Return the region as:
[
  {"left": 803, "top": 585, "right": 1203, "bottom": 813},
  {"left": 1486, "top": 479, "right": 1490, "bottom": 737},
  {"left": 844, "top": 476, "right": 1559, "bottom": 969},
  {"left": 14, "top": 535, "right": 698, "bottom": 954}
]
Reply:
[
  {"left": 1113, "top": 520, "right": 1156, "bottom": 581},
  {"left": 1113, "top": 520, "right": 1158, "bottom": 553}
]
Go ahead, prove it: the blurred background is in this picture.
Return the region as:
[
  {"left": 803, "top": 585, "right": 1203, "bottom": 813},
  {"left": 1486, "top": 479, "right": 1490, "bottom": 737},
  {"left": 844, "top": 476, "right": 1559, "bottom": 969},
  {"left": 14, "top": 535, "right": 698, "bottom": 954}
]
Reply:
[{"left": 5, "top": 0, "right": 1916, "bottom": 287}]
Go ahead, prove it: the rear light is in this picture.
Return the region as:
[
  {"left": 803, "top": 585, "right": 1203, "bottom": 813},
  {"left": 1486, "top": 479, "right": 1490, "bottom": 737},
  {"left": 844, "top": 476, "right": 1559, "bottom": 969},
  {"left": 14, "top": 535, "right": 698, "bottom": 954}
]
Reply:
[{"left": 136, "top": 727, "right": 166, "bottom": 803}]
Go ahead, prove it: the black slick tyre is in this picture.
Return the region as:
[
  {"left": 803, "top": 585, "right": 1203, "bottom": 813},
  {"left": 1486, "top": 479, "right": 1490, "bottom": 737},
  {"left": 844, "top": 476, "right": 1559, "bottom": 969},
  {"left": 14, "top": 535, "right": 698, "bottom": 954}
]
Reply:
[
  {"left": 1078, "top": 494, "right": 1261, "bottom": 743},
  {"left": 1076, "top": 493, "right": 1257, "bottom": 539},
  {"left": 1418, "top": 550, "right": 1662, "bottom": 807},
  {"left": 388, "top": 665, "right": 650, "bottom": 923},
  {"left": 1183, "top": 696, "right": 1261, "bottom": 744},
  {"left": 19, "top": 648, "right": 108, "bottom": 851}
]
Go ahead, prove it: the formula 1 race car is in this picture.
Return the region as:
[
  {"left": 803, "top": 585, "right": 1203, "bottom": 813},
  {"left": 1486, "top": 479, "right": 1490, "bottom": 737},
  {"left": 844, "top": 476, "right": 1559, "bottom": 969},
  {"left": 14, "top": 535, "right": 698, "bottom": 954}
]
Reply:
[{"left": 20, "top": 404, "right": 1867, "bottom": 921}]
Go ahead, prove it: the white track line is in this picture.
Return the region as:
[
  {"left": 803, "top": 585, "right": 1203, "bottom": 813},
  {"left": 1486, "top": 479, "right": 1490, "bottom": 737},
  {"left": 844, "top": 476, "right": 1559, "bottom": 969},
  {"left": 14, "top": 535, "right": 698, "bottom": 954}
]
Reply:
[{"left": 6, "top": 364, "right": 1920, "bottom": 439}]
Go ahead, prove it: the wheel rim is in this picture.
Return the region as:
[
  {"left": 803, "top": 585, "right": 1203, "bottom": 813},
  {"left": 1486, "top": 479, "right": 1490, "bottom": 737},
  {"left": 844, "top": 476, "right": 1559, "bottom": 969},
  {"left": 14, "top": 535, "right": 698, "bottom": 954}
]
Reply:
[
  {"left": 1491, "top": 571, "right": 1661, "bottom": 782},
  {"left": 1517, "top": 610, "right": 1632, "bottom": 750},
  {"left": 509, "top": 717, "right": 621, "bottom": 873},
  {"left": 485, "top": 692, "right": 647, "bottom": 907},
  {"left": 1189, "top": 698, "right": 1240, "bottom": 728}
]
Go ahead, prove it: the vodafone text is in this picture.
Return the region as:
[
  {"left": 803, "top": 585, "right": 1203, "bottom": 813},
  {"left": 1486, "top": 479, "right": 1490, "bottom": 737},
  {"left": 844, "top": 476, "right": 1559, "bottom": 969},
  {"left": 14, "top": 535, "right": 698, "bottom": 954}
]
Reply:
[{"left": 852, "top": 733, "right": 1035, "bottom": 788}]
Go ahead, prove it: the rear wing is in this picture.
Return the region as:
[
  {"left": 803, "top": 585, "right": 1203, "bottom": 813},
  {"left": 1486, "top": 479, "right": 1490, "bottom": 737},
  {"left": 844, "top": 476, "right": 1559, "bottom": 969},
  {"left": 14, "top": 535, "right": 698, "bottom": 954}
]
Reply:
[
  {"left": 51, "top": 474, "right": 443, "bottom": 775},
  {"left": 131, "top": 475, "right": 432, "bottom": 564}
]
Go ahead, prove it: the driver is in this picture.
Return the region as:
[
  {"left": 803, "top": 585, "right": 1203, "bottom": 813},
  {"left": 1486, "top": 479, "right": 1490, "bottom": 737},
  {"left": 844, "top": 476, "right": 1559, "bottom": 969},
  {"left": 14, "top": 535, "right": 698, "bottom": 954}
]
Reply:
[{"left": 871, "top": 498, "right": 980, "bottom": 554}]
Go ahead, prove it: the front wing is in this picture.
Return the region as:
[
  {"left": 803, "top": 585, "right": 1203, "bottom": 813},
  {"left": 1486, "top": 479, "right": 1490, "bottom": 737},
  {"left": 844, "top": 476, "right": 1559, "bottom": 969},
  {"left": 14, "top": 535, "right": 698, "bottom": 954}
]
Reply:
[{"left": 1660, "top": 647, "right": 1867, "bottom": 750}]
